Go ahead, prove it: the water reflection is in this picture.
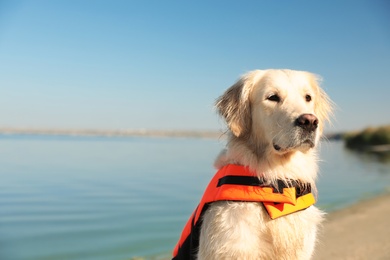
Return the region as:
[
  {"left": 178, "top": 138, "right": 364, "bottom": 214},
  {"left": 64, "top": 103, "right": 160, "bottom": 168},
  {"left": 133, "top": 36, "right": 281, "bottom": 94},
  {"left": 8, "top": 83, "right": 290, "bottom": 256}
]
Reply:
[{"left": 344, "top": 146, "right": 390, "bottom": 164}]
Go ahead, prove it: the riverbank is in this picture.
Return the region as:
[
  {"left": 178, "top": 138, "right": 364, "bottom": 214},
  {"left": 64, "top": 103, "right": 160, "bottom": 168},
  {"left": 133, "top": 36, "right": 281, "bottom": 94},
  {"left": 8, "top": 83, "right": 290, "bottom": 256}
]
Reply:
[
  {"left": 315, "top": 192, "right": 390, "bottom": 259},
  {"left": 344, "top": 125, "right": 390, "bottom": 151}
]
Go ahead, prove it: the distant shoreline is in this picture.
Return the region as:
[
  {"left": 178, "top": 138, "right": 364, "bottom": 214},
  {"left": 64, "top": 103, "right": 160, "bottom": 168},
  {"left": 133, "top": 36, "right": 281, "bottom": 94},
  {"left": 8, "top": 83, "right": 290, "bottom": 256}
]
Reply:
[
  {"left": 0, "top": 127, "right": 345, "bottom": 140},
  {"left": 344, "top": 125, "right": 390, "bottom": 152},
  {"left": 0, "top": 127, "right": 224, "bottom": 139}
]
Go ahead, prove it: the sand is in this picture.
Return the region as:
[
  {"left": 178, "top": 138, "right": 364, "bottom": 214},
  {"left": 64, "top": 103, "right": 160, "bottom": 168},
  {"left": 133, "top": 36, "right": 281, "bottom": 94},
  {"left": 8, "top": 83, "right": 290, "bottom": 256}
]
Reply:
[{"left": 314, "top": 192, "right": 390, "bottom": 260}]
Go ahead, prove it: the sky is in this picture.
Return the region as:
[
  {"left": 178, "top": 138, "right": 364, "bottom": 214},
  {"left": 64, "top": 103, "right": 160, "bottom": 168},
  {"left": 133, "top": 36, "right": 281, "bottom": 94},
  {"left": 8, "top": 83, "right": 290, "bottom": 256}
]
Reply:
[{"left": 0, "top": 0, "right": 389, "bottom": 133}]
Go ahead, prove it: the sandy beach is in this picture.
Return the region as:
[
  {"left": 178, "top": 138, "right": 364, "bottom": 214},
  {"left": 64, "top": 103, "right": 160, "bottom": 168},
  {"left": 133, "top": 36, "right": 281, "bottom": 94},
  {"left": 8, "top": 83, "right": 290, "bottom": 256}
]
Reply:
[{"left": 314, "top": 192, "right": 390, "bottom": 259}]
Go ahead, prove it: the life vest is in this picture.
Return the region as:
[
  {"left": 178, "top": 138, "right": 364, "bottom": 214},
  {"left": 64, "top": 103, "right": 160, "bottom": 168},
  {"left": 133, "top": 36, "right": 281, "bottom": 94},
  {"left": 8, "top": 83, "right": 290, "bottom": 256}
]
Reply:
[{"left": 172, "top": 164, "right": 316, "bottom": 260}]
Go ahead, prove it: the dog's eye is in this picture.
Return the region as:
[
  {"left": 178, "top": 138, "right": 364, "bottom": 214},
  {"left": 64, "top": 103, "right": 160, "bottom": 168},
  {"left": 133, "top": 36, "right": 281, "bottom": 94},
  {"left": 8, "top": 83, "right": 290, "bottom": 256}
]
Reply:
[
  {"left": 305, "top": 94, "right": 312, "bottom": 102},
  {"left": 267, "top": 94, "right": 281, "bottom": 103}
]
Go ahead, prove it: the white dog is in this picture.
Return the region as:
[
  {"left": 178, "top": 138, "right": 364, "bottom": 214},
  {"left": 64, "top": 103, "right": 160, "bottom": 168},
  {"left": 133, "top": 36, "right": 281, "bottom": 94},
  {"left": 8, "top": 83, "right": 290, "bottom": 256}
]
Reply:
[{"left": 173, "top": 69, "right": 333, "bottom": 260}]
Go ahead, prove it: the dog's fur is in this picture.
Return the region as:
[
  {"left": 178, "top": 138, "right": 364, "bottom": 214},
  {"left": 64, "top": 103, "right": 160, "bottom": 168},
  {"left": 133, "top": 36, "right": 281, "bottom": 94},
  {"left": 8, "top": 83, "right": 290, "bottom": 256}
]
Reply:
[{"left": 198, "top": 69, "right": 332, "bottom": 259}]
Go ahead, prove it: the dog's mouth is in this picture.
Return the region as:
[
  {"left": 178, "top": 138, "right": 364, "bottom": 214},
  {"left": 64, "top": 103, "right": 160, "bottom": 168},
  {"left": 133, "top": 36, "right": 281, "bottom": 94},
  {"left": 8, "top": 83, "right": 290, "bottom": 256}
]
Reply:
[
  {"left": 272, "top": 127, "right": 318, "bottom": 154},
  {"left": 303, "top": 139, "right": 315, "bottom": 147},
  {"left": 273, "top": 139, "right": 315, "bottom": 153}
]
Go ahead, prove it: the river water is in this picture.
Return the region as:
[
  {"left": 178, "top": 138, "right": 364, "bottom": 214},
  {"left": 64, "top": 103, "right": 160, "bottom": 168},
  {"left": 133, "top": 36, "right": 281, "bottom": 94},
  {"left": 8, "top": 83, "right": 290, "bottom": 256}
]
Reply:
[{"left": 0, "top": 135, "right": 389, "bottom": 259}]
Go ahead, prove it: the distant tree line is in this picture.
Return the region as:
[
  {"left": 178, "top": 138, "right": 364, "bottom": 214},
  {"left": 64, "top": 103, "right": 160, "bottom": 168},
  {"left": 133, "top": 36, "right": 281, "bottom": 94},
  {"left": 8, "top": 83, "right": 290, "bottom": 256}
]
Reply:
[{"left": 344, "top": 125, "right": 390, "bottom": 149}]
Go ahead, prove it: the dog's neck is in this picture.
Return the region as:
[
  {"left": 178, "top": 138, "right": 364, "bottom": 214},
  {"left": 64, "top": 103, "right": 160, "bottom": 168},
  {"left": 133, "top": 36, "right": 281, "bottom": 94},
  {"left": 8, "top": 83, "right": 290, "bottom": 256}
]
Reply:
[{"left": 214, "top": 136, "right": 319, "bottom": 186}]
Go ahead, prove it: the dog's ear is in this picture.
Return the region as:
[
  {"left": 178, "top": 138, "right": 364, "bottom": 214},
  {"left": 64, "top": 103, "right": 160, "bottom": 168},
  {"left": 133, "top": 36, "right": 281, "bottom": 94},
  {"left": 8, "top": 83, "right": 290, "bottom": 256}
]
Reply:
[
  {"left": 309, "top": 74, "right": 334, "bottom": 132},
  {"left": 216, "top": 71, "right": 263, "bottom": 137}
]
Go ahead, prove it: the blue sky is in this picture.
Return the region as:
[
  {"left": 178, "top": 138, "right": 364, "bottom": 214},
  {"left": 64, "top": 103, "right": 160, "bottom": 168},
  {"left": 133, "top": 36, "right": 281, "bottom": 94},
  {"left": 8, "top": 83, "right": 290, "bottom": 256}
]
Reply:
[{"left": 0, "top": 0, "right": 389, "bottom": 132}]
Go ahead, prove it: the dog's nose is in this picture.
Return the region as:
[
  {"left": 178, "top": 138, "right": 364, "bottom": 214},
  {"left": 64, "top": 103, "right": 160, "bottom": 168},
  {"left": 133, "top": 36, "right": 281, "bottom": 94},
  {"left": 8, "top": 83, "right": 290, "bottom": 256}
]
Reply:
[{"left": 295, "top": 114, "right": 318, "bottom": 132}]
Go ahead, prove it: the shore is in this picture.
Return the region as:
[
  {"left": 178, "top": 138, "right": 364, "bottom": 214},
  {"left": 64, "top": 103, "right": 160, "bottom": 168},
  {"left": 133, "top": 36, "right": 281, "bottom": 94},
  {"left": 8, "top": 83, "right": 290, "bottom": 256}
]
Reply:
[{"left": 315, "top": 192, "right": 390, "bottom": 259}]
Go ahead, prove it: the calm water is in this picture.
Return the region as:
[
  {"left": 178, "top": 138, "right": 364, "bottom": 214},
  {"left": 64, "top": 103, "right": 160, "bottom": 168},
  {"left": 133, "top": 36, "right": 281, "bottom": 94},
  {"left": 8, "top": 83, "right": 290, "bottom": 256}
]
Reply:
[{"left": 0, "top": 135, "right": 389, "bottom": 260}]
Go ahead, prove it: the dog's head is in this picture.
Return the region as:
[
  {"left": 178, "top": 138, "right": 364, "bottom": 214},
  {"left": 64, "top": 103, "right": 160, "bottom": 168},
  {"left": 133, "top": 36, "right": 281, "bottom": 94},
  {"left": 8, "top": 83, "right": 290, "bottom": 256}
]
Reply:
[{"left": 216, "top": 69, "right": 333, "bottom": 156}]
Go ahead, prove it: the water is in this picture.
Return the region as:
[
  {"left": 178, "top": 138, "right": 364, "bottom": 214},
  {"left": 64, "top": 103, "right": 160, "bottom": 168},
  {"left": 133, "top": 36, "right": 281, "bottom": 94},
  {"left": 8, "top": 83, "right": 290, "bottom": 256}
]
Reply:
[{"left": 0, "top": 135, "right": 389, "bottom": 260}]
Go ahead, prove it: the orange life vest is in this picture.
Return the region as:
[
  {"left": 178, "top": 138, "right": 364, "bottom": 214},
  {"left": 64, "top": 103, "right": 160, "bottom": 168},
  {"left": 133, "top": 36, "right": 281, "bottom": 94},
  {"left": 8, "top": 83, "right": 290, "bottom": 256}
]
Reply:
[{"left": 172, "top": 164, "right": 316, "bottom": 260}]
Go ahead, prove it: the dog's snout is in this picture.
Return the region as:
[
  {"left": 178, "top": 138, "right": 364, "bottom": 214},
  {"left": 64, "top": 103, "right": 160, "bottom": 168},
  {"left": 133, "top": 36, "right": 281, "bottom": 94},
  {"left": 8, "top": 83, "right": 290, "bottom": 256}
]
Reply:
[{"left": 295, "top": 114, "right": 318, "bottom": 132}]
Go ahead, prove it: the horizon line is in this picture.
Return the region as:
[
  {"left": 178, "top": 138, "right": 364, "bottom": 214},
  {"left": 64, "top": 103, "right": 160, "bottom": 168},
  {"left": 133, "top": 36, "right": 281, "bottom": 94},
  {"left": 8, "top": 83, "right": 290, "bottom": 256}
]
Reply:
[
  {"left": 0, "top": 127, "right": 224, "bottom": 139},
  {"left": 0, "top": 127, "right": 344, "bottom": 140}
]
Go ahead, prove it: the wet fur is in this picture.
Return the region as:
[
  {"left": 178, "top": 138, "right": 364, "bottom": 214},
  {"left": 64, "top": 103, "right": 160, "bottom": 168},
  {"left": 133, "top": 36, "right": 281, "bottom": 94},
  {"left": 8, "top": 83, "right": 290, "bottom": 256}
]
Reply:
[{"left": 198, "top": 69, "right": 332, "bottom": 259}]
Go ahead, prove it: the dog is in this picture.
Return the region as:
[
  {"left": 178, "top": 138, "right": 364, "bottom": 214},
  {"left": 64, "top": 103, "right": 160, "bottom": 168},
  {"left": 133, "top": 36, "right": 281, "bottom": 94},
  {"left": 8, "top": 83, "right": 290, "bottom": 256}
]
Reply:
[{"left": 173, "top": 69, "right": 333, "bottom": 260}]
